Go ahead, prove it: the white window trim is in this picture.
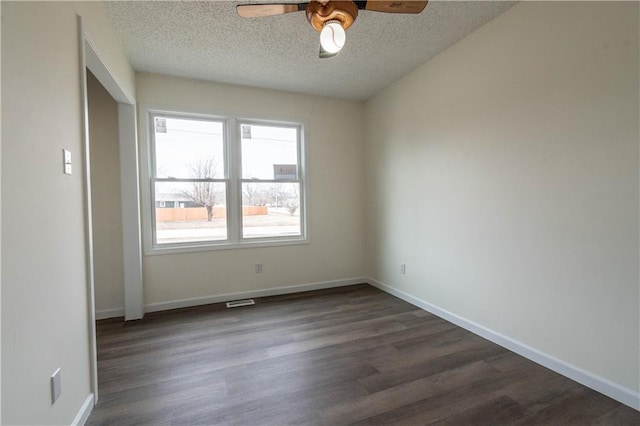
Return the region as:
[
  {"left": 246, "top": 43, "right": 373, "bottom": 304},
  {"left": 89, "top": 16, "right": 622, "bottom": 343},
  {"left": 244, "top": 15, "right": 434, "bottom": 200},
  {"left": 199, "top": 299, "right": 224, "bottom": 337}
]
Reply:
[{"left": 139, "top": 104, "right": 309, "bottom": 256}]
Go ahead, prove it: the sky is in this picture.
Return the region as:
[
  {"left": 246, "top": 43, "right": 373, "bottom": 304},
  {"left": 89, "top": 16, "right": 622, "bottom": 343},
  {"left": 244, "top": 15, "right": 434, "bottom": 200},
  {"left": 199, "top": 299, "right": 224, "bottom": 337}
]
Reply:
[{"left": 154, "top": 116, "right": 298, "bottom": 180}]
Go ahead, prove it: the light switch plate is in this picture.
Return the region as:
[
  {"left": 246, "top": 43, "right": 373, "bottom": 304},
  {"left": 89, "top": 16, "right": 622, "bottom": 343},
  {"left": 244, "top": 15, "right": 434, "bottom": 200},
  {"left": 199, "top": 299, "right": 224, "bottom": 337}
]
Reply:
[
  {"left": 51, "top": 368, "right": 62, "bottom": 404},
  {"left": 63, "top": 149, "right": 72, "bottom": 175}
]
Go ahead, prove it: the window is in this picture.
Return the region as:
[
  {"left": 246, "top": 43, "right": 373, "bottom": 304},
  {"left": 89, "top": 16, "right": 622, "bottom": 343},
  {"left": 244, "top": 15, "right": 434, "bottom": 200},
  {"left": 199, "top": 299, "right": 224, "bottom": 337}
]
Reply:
[
  {"left": 144, "top": 110, "right": 306, "bottom": 253},
  {"left": 240, "top": 123, "right": 302, "bottom": 239}
]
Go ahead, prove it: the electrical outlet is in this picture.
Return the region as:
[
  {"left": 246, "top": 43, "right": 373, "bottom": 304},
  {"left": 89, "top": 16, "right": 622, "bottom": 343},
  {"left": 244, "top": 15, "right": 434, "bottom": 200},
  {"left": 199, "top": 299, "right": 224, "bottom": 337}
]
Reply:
[
  {"left": 400, "top": 264, "right": 406, "bottom": 275},
  {"left": 255, "top": 263, "right": 263, "bottom": 274},
  {"left": 51, "top": 368, "right": 62, "bottom": 404}
]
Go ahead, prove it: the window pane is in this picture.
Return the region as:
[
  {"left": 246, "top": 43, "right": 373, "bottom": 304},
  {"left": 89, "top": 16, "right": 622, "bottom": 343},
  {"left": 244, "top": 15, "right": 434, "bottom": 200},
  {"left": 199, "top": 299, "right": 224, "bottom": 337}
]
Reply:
[
  {"left": 155, "top": 181, "right": 227, "bottom": 244},
  {"left": 154, "top": 116, "right": 225, "bottom": 179},
  {"left": 242, "top": 182, "right": 301, "bottom": 239},
  {"left": 241, "top": 124, "right": 298, "bottom": 180}
]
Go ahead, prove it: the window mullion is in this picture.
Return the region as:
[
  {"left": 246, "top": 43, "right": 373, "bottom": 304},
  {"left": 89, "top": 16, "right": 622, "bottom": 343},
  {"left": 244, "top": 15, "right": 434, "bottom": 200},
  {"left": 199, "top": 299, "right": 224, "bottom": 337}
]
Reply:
[{"left": 226, "top": 118, "right": 241, "bottom": 244}]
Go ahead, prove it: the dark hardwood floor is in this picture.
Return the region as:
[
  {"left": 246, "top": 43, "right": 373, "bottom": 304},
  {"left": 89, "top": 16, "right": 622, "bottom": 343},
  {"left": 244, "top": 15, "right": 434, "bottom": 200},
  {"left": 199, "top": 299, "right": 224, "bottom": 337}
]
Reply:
[{"left": 87, "top": 284, "right": 639, "bottom": 425}]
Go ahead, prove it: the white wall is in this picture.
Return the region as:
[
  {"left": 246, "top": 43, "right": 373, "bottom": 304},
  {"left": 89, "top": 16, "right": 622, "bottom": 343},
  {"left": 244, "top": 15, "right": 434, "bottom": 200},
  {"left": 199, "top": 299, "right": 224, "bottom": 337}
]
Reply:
[
  {"left": 74, "top": 2, "right": 135, "bottom": 102},
  {"left": 87, "top": 72, "right": 125, "bottom": 315},
  {"left": 0, "top": 2, "right": 3, "bottom": 420},
  {"left": 136, "top": 73, "right": 366, "bottom": 307},
  {"left": 1, "top": 2, "right": 134, "bottom": 423},
  {"left": 365, "top": 0, "right": 639, "bottom": 401}
]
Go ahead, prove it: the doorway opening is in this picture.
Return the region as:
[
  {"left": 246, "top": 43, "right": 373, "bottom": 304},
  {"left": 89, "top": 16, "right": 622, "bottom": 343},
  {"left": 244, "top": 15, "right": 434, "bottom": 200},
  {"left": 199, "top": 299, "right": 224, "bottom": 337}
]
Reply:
[{"left": 79, "top": 17, "right": 143, "bottom": 403}]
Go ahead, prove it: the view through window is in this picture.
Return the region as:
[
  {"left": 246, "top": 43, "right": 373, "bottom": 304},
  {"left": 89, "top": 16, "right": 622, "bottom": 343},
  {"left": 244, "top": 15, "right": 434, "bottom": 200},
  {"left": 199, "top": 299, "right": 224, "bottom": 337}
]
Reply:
[
  {"left": 150, "top": 113, "right": 305, "bottom": 248},
  {"left": 241, "top": 124, "right": 301, "bottom": 238}
]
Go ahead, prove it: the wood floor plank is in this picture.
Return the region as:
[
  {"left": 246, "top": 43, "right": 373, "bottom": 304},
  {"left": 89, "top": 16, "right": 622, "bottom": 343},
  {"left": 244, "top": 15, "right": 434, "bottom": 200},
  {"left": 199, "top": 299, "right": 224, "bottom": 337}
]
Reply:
[
  {"left": 592, "top": 404, "right": 640, "bottom": 425},
  {"left": 433, "top": 395, "right": 526, "bottom": 425},
  {"left": 320, "top": 360, "right": 502, "bottom": 424},
  {"left": 359, "top": 343, "right": 508, "bottom": 394},
  {"left": 352, "top": 367, "right": 531, "bottom": 426},
  {"left": 515, "top": 386, "right": 628, "bottom": 425},
  {"left": 87, "top": 284, "right": 640, "bottom": 425},
  {"left": 267, "top": 319, "right": 408, "bottom": 357}
]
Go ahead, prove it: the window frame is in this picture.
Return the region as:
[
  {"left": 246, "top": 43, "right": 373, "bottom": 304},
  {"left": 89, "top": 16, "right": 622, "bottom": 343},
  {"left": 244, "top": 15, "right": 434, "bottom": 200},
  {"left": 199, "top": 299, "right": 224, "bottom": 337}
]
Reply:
[
  {"left": 149, "top": 111, "right": 231, "bottom": 248},
  {"left": 237, "top": 119, "right": 306, "bottom": 242},
  {"left": 140, "top": 105, "right": 309, "bottom": 255}
]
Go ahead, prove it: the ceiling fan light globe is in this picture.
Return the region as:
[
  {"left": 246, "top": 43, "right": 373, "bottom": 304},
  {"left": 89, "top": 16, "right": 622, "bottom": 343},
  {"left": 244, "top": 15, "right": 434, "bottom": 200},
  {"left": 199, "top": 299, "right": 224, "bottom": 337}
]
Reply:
[{"left": 320, "top": 20, "right": 346, "bottom": 54}]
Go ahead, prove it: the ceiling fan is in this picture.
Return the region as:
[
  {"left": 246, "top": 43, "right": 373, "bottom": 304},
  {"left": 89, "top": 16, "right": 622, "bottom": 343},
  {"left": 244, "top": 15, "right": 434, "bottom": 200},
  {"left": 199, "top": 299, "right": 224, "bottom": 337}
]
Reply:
[{"left": 237, "top": 1, "right": 428, "bottom": 58}]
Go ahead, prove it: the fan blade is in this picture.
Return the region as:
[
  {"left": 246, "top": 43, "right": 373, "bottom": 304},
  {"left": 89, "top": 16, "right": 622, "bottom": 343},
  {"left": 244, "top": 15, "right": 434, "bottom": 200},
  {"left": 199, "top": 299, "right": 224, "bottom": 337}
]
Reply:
[
  {"left": 361, "top": 1, "right": 428, "bottom": 14},
  {"left": 236, "top": 3, "right": 308, "bottom": 18}
]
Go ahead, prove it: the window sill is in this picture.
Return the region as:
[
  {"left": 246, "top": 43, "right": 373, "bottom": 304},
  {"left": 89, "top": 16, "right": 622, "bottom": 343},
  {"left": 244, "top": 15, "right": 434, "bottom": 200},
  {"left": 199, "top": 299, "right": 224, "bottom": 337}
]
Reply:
[{"left": 144, "top": 237, "right": 310, "bottom": 256}]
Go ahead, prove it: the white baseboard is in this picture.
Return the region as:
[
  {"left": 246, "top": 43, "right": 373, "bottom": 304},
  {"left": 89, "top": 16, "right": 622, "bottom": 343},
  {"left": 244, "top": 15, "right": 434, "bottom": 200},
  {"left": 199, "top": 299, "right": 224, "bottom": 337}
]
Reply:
[
  {"left": 367, "top": 277, "right": 640, "bottom": 411},
  {"left": 144, "top": 277, "right": 368, "bottom": 314},
  {"left": 72, "top": 393, "right": 95, "bottom": 426},
  {"left": 95, "top": 307, "right": 125, "bottom": 320}
]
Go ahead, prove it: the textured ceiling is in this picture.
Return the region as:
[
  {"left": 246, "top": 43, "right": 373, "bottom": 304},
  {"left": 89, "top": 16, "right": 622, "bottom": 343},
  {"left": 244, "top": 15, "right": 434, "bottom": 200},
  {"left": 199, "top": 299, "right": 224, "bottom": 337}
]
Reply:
[{"left": 104, "top": 1, "right": 516, "bottom": 100}]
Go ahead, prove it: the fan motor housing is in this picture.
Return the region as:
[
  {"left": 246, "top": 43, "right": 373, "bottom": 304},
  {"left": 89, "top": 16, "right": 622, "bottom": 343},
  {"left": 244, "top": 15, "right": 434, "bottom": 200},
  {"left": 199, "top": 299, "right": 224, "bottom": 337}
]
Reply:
[{"left": 306, "top": 1, "right": 359, "bottom": 32}]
